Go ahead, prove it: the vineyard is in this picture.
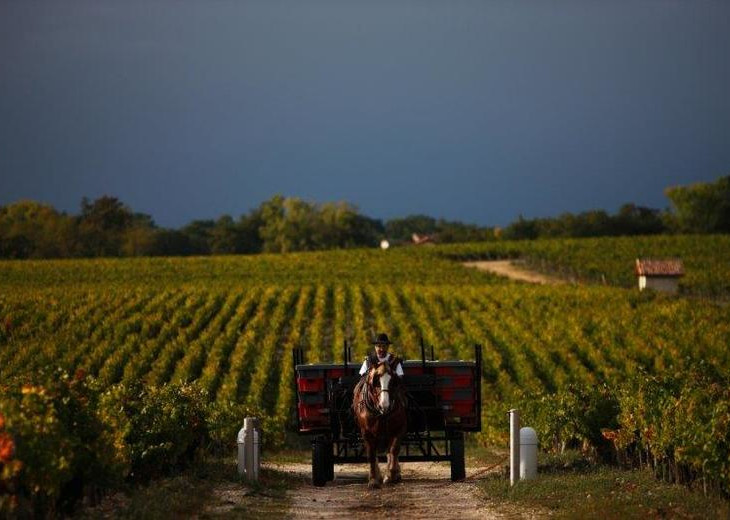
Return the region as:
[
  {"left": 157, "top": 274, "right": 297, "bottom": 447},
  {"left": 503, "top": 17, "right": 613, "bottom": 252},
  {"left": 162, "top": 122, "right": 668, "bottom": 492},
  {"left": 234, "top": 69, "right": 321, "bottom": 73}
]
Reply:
[
  {"left": 1, "top": 234, "right": 730, "bottom": 513},
  {"left": 439, "top": 233, "right": 730, "bottom": 296}
]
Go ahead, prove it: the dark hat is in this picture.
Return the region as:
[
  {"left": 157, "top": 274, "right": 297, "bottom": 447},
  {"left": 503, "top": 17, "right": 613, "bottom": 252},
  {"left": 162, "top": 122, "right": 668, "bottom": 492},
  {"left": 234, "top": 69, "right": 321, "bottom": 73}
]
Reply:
[{"left": 372, "top": 333, "right": 392, "bottom": 345}]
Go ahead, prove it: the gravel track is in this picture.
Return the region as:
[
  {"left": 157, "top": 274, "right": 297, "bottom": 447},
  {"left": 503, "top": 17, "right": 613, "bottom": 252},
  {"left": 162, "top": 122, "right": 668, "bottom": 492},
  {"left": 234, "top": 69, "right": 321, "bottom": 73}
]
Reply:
[
  {"left": 271, "top": 461, "right": 507, "bottom": 519},
  {"left": 463, "top": 260, "right": 565, "bottom": 285}
]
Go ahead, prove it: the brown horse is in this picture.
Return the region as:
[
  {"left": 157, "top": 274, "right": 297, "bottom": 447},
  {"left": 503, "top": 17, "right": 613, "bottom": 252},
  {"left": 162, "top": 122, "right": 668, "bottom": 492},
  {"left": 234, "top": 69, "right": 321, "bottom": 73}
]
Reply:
[{"left": 352, "top": 361, "right": 408, "bottom": 488}]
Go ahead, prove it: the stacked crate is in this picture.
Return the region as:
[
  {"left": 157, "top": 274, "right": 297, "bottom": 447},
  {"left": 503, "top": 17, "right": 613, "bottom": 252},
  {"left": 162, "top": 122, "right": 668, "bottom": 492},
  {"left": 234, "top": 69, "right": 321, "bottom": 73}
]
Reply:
[
  {"left": 432, "top": 362, "right": 477, "bottom": 428},
  {"left": 295, "top": 364, "right": 347, "bottom": 431}
]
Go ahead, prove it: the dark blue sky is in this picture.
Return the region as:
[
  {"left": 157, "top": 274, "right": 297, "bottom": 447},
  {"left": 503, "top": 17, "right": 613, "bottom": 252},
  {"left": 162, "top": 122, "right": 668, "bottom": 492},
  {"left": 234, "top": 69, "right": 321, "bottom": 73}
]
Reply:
[{"left": 1, "top": 0, "right": 729, "bottom": 228}]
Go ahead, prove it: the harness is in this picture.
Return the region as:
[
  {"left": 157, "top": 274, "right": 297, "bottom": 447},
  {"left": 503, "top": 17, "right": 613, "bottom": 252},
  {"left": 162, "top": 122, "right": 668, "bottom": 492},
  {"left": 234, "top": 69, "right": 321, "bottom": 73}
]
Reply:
[
  {"left": 366, "top": 352, "right": 403, "bottom": 374},
  {"left": 353, "top": 360, "right": 406, "bottom": 417}
]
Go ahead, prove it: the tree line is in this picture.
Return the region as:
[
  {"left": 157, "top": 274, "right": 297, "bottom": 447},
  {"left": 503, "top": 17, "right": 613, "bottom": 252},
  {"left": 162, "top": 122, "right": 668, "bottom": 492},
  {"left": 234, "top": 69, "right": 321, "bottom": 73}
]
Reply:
[
  {"left": 0, "top": 175, "right": 727, "bottom": 258},
  {"left": 503, "top": 175, "right": 730, "bottom": 239}
]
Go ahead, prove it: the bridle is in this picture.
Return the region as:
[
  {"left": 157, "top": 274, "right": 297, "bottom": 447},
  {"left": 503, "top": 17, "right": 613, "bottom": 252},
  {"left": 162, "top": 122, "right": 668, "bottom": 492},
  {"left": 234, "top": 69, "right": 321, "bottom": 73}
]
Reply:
[{"left": 354, "top": 363, "right": 402, "bottom": 416}]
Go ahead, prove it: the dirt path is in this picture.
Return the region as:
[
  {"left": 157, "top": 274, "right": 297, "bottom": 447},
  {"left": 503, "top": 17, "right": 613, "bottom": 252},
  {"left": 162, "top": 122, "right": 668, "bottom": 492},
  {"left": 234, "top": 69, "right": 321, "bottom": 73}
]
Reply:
[
  {"left": 271, "top": 461, "right": 508, "bottom": 519},
  {"left": 463, "top": 260, "right": 565, "bottom": 285}
]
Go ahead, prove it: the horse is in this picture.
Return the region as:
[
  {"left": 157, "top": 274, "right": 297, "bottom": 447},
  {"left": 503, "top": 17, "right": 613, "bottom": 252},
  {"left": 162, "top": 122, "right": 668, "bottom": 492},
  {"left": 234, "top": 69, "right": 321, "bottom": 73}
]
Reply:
[{"left": 352, "top": 360, "right": 408, "bottom": 488}]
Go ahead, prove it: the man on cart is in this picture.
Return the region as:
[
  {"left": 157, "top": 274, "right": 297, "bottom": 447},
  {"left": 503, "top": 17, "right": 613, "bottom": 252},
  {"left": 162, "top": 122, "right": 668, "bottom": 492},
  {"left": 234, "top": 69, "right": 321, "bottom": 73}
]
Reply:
[{"left": 359, "top": 333, "right": 404, "bottom": 378}]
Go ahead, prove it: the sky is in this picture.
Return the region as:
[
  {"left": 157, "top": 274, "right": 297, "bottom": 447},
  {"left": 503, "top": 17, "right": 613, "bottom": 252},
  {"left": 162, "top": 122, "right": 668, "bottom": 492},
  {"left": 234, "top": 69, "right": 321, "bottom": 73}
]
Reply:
[{"left": 1, "top": 0, "right": 729, "bottom": 228}]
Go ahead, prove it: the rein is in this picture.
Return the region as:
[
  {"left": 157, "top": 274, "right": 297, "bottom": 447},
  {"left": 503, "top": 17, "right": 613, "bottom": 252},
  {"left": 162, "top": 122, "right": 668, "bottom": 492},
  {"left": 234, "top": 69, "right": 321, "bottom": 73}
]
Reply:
[{"left": 354, "top": 378, "right": 386, "bottom": 415}]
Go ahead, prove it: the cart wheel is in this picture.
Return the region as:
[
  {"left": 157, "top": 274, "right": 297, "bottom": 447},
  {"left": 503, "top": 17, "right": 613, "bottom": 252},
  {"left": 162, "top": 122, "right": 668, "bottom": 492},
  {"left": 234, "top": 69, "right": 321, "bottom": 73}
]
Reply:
[
  {"left": 325, "top": 442, "right": 335, "bottom": 481},
  {"left": 450, "top": 432, "right": 466, "bottom": 481},
  {"left": 312, "top": 438, "right": 329, "bottom": 487}
]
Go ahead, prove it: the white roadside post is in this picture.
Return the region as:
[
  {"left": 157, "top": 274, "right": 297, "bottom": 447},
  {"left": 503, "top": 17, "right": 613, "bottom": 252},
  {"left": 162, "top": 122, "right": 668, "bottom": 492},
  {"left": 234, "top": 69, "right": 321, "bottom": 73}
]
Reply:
[
  {"left": 237, "top": 417, "right": 260, "bottom": 482},
  {"left": 237, "top": 425, "right": 246, "bottom": 476},
  {"left": 520, "top": 427, "right": 538, "bottom": 480},
  {"left": 509, "top": 409, "right": 520, "bottom": 486}
]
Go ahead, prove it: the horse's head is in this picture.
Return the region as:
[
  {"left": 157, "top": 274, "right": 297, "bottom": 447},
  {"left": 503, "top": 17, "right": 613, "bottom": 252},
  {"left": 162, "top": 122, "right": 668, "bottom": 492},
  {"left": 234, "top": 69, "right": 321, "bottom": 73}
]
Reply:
[{"left": 368, "top": 362, "right": 395, "bottom": 413}]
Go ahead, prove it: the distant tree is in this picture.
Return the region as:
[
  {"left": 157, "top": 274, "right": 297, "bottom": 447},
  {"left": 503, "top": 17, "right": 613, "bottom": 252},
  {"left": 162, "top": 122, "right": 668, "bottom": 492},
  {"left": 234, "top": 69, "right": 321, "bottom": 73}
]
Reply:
[
  {"left": 256, "top": 195, "right": 382, "bottom": 253},
  {"left": 384, "top": 215, "right": 438, "bottom": 242},
  {"left": 237, "top": 209, "right": 264, "bottom": 254},
  {"left": 210, "top": 215, "right": 242, "bottom": 255},
  {"left": 79, "top": 196, "right": 133, "bottom": 231},
  {"left": 0, "top": 200, "right": 74, "bottom": 258},
  {"left": 503, "top": 215, "right": 540, "bottom": 240},
  {"left": 345, "top": 213, "right": 384, "bottom": 247},
  {"left": 435, "top": 219, "right": 495, "bottom": 243},
  {"left": 0, "top": 233, "right": 32, "bottom": 258},
  {"left": 147, "top": 230, "right": 197, "bottom": 256},
  {"left": 567, "top": 210, "right": 612, "bottom": 237},
  {"left": 614, "top": 203, "right": 665, "bottom": 235},
  {"left": 501, "top": 204, "right": 667, "bottom": 240},
  {"left": 317, "top": 201, "right": 382, "bottom": 248},
  {"left": 258, "top": 196, "right": 311, "bottom": 253},
  {"left": 119, "top": 212, "right": 157, "bottom": 256},
  {"left": 180, "top": 220, "right": 215, "bottom": 254},
  {"left": 665, "top": 175, "right": 730, "bottom": 233},
  {"left": 77, "top": 196, "right": 135, "bottom": 256}
]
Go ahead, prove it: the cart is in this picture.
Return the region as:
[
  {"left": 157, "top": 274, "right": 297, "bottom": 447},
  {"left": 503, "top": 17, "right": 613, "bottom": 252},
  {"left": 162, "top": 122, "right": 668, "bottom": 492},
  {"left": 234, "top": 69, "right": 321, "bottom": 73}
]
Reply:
[{"left": 293, "top": 342, "right": 483, "bottom": 486}]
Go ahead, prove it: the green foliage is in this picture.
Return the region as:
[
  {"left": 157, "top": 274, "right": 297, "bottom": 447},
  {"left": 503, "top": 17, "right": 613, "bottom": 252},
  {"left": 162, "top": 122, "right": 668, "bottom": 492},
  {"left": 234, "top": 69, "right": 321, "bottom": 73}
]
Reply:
[
  {"left": 206, "top": 400, "right": 285, "bottom": 453},
  {"left": 0, "top": 370, "right": 122, "bottom": 516},
  {"left": 209, "top": 215, "right": 243, "bottom": 255},
  {"left": 502, "top": 205, "right": 666, "bottom": 240},
  {"left": 385, "top": 214, "right": 495, "bottom": 243},
  {"left": 614, "top": 367, "right": 730, "bottom": 495},
  {"left": 258, "top": 195, "right": 382, "bottom": 253},
  {"left": 0, "top": 200, "right": 76, "bottom": 258},
  {"left": 0, "top": 375, "right": 281, "bottom": 514},
  {"left": 519, "top": 384, "right": 619, "bottom": 460},
  {"left": 77, "top": 196, "right": 141, "bottom": 257},
  {"left": 516, "top": 369, "right": 730, "bottom": 496},
  {"left": 98, "top": 382, "right": 209, "bottom": 482},
  {"left": 665, "top": 175, "right": 730, "bottom": 233}
]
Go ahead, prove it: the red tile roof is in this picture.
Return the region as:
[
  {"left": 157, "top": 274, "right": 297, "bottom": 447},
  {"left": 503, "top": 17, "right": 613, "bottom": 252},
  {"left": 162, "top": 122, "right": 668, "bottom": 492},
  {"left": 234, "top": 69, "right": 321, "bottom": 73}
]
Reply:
[{"left": 635, "top": 258, "right": 684, "bottom": 277}]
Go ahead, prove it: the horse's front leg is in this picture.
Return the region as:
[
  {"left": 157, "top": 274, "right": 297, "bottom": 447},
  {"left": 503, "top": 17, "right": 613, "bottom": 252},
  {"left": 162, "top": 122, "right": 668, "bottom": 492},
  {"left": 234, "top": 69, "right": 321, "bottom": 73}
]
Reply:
[
  {"left": 364, "top": 435, "right": 382, "bottom": 489},
  {"left": 385, "top": 436, "right": 402, "bottom": 484}
]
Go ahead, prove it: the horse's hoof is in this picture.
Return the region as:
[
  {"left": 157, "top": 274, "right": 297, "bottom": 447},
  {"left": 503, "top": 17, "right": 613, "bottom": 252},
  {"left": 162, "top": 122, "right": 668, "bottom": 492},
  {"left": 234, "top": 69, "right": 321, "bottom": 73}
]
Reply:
[
  {"left": 385, "top": 474, "right": 401, "bottom": 485},
  {"left": 368, "top": 479, "right": 382, "bottom": 489},
  {"left": 383, "top": 475, "right": 391, "bottom": 484}
]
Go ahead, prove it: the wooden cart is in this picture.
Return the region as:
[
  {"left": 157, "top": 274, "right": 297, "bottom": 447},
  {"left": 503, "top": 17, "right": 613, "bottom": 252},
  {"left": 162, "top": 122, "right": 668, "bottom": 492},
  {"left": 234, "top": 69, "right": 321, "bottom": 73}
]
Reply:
[{"left": 293, "top": 342, "right": 483, "bottom": 486}]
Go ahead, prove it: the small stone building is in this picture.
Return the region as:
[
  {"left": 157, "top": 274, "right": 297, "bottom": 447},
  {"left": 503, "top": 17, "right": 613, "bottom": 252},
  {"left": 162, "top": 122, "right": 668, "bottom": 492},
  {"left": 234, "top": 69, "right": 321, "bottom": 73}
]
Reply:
[
  {"left": 411, "top": 233, "right": 434, "bottom": 245},
  {"left": 635, "top": 258, "right": 684, "bottom": 294}
]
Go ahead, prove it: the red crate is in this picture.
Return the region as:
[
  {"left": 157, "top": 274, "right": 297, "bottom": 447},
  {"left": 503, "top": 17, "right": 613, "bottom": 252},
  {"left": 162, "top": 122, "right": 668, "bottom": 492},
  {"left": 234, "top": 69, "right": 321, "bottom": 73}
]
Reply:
[
  {"left": 435, "top": 375, "right": 474, "bottom": 388},
  {"left": 296, "top": 367, "right": 324, "bottom": 378},
  {"left": 327, "top": 368, "right": 345, "bottom": 379},
  {"left": 436, "top": 388, "right": 474, "bottom": 402},
  {"left": 434, "top": 366, "right": 473, "bottom": 376},
  {"left": 297, "top": 377, "right": 324, "bottom": 392},
  {"left": 299, "top": 392, "right": 325, "bottom": 405},
  {"left": 298, "top": 403, "right": 329, "bottom": 422}
]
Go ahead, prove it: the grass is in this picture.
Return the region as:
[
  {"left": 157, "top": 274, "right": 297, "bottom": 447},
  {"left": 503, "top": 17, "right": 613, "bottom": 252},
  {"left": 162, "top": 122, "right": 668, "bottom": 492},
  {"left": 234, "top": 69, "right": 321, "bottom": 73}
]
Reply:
[
  {"left": 465, "top": 436, "right": 510, "bottom": 469},
  {"left": 78, "top": 446, "right": 730, "bottom": 518},
  {"left": 78, "top": 456, "right": 306, "bottom": 519},
  {"left": 477, "top": 452, "right": 730, "bottom": 519}
]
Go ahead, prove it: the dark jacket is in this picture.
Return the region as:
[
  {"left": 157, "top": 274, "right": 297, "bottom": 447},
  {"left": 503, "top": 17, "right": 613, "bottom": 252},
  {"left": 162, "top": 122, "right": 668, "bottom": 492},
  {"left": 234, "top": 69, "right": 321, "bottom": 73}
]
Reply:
[{"left": 365, "top": 352, "right": 403, "bottom": 375}]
